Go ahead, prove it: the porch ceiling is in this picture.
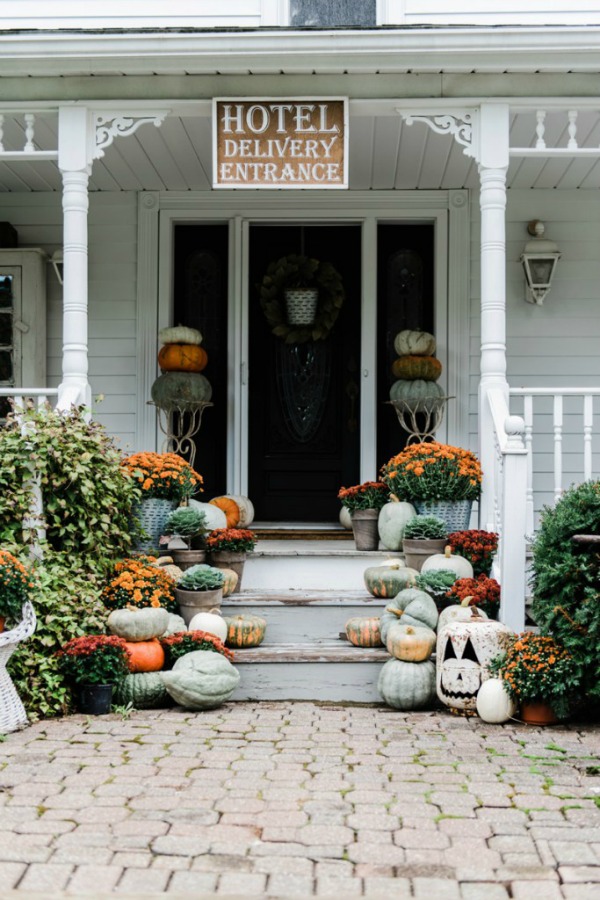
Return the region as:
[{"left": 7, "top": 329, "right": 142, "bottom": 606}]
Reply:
[{"left": 2, "top": 107, "right": 600, "bottom": 192}]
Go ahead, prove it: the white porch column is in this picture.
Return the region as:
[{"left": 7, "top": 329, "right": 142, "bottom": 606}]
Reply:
[
  {"left": 477, "top": 104, "right": 510, "bottom": 530},
  {"left": 57, "top": 107, "right": 92, "bottom": 411}
]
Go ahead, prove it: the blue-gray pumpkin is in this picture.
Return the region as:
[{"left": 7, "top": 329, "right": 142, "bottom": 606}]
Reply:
[
  {"left": 378, "top": 658, "right": 436, "bottom": 710},
  {"left": 379, "top": 587, "right": 439, "bottom": 643},
  {"left": 161, "top": 649, "right": 240, "bottom": 709}
]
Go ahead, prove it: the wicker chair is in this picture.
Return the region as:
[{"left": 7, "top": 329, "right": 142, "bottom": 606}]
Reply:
[{"left": 0, "top": 602, "right": 36, "bottom": 733}]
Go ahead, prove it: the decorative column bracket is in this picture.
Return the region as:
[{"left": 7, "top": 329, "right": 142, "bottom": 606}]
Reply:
[
  {"left": 94, "top": 111, "right": 170, "bottom": 160},
  {"left": 398, "top": 109, "right": 479, "bottom": 160}
]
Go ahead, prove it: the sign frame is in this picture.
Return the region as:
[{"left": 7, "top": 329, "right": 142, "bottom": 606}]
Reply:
[{"left": 212, "top": 96, "right": 349, "bottom": 190}]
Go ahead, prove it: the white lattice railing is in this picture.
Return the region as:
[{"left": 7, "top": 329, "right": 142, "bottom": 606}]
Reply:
[
  {"left": 509, "top": 387, "right": 600, "bottom": 534},
  {"left": 484, "top": 387, "right": 529, "bottom": 631}
]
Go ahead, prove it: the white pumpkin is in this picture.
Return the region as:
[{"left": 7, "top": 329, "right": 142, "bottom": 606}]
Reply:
[
  {"left": 187, "top": 610, "right": 228, "bottom": 642},
  {"left": 339, "top": 507, "right": 353, "bottom": 529},
  {"left": 378, "top": 500, "right": 417, "bottom": 551},
  {"left": 437, "top": 602, "right": 489, "bottom": 633},
  {"left": 188, "top": 499, "right": 227, "bottom": 531},
  {"left": 476, "top": 678, "right": 517, "bottom": 724},
  {"left": 421, "top": 545, "right": 474, "bottom": 580},
  {"left": 394, "top": 329, "right": 436, "bottom": 357},
  {"left": 159, "top": 324, "right": 203, "bottom": 345}
]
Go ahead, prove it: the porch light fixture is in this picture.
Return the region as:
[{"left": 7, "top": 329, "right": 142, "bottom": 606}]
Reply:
[
  {"left": 50, "top": 250, "right": 63, "bottom": 285},
  {"left": 520, "top": 220, "right": 561, "bottom": 306}
]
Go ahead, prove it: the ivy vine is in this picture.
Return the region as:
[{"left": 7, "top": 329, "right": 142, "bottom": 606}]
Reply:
[{"left": 259, "top": 253, "right": 345, "bottom": 343}]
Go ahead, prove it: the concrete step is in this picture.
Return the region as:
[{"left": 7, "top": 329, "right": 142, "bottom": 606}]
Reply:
[
  {"left": 244, "top": 540, "right": 397, "bottom": 591},
  {"left": 230, "top": 640, "right": 390, "bottom": 703},
  {"left": 222, "top": 589, "right": 386, "bottom": 642}
]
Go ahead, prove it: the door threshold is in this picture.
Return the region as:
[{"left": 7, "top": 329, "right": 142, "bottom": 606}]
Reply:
[{"left": 252, "top": 521, "right": 352, "bottom": 541}]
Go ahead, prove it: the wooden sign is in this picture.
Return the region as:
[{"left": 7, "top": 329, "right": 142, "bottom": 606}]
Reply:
[{"left": 213, "top": 98, "right": 348, "bottom": 189}]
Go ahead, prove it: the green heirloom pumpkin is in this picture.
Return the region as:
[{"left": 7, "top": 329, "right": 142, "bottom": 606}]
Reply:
[
  {"left": 364, "top": 560, "right": 418, "bottom": 599},
  {"left": 161, "top": 649, "right": 240, "bottom": 709},
  {"left": 151, "top": 371, "right": 212, "bottom": 412},
  {"left": 225, "top": 614, "right": 267, "bottom": 648},
  {"left": 378, "top": 658, "right": 436, "bottom": 710},
  {"left": 379, "top": 587, "right": 439, "bottom": 643},
  {"left": 389, "top": 379, "right": 444, "bottom": 410},
  {"left": 107, "top": 606, "right": 169, "bottom": 642},
  {"left": 114, "top": 672, "right": 171, "bottom": 709}
]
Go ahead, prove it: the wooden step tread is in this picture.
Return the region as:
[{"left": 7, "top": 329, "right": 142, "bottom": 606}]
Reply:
[
  {"left": 233, "top": 641, "right": 390, "bottom": 664},
  {"left": 251, "top": 545, "right": 392, "bottom": 558},
  {"left": 223, "top": 589, "right": 385, "bottom": 607}
]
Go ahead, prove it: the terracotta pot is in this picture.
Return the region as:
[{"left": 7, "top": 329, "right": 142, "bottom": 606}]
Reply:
[
  {"left": 209, "top": 550, "right": 247, "bottom": 590},
  {"left": 520, "top": 701, "right": 559, "bottom": 726},
  {"left": 170, "top": 549, "right": 206, "bottom": 571},
  {"left": 175, "top": 587, "right": 224, "bottom": 625},
  {"left": 402, "top": 537, "right": 447, "bottom": 572},
  {"left": 351, "top": 509, "right": 380, "bottom": 551}
]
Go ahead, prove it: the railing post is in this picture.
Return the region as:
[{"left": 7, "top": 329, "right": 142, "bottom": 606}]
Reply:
[{"left": 499, "top": 415, "right": 528, "bottom": 632}]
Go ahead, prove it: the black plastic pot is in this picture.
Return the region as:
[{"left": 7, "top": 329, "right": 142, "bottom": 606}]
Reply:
[{"left": 75, "top": 683, "right": 113, "bottom": 715}]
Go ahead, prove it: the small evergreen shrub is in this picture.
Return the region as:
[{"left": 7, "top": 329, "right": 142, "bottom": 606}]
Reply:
[{"left": 530, "top": 480, "right": 600, "bottom": 703}]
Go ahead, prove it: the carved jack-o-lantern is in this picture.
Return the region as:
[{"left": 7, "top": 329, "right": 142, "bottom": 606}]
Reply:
[{"left": 436, "top": 613, "right": 511, "bottom": 711}]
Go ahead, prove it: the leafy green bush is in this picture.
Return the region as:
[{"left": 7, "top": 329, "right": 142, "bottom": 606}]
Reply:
[
  {"left": 530, "top": 480, "right": 600, "bottom": 702},
  {"left": 1, "top": 407, "right": 143, "bottom": 718}
]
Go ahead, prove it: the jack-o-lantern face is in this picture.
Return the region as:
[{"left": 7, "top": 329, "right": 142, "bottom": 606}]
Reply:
[{"left": 436, "top": 620, "right": 511, "bottom": 711}]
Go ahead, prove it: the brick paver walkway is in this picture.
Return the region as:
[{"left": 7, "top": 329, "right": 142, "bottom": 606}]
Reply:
[{"left": 0, "top": 703, "right": 599, "bottom": 898}]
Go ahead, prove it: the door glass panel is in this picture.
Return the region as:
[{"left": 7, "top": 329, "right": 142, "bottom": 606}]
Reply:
[
  {"left": 377, "top": 223, "right": 435, "bottom": 468},
  {"left": 0, "top": 349, "right": 13, "bottom": 382},
  {"left": 0, "top": 314, "right": 12, "bottom": 345},
  {"left": 173, "top": 224, "right": 229, "bottom": 496},
  {"left": 0, "top": 274, "right": 13, "bottom": 309},
  {"left": 291, "top": 0, "right": 376, "bottom": 27}
]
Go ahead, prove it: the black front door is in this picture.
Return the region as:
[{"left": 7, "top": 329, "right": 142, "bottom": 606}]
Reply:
[{"left": 248, "top": 224, "right": 361, "bottom": 522}]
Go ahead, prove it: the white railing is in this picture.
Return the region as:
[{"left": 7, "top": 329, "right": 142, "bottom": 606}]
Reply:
[
  {"left": 509, "top": 387, "right": 600, "bottom": 535},
  {"left": 485, "top": 387, "right": 528, "bottom": 632},
  {"left": 0, "top": 387, "right": 59, "bottom": 417}
]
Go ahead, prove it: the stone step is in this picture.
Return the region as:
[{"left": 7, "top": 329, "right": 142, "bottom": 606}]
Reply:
[
  {"left": 222, "top": 589, "right": 386, "bottom": 642},
  {"left": 230, "top": 640, "right": 390, "bottom": 703},
  {"left": 243, "top": 540, "right": 397, "bottom": 591}
]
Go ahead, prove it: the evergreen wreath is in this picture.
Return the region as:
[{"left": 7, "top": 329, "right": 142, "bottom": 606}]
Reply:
[{"left": 259, "top": 253, "right": 345, "bottom": 343}]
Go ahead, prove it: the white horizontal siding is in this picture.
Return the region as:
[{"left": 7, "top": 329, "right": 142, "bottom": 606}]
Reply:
[
  {"left": 0, "top": 1, "right": 264, "bottom": 29},
  {"left": 469, "top": 188, "right": 600, "bottom": 518},
  {"left": 0, "top": 190, "right": 138, "bottom": 450},
  {"left": 399, "top": 0, "right": 600, "bottom": 25}
]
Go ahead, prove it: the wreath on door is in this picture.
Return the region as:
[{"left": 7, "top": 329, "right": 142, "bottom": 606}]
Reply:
[{"left": 259, "top": 253, "right": 344, "bottom": 343}]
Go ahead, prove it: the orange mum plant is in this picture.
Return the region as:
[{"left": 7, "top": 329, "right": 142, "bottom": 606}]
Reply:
[
  {"left": 121, "top": 451, "right": 203, "bottom": 502},
  {"left": 0, "top": 549, "right": 35, "bottom": 625},
  {"left": 101, "top": 556, "right": 177, "bottom": 613},
  {"left": 380, "top": 442, "right": 482, "bottom": 503}
]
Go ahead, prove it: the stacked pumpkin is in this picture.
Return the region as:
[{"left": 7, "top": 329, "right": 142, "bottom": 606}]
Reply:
[
  {"left": 389, "top": 328, "right": 444, "bottom": 410},
  {"left": 151, "top": 325, "right": 212, "bottom": 412}
]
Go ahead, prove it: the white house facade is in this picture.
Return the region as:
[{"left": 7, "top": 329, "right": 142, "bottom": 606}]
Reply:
[{"left": 1, "top": 3, "right": 600, "bottom": 629}]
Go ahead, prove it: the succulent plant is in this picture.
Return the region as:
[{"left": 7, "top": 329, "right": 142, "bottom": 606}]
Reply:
[
  {"left": 177, "top": 564, "right": 225, "bottom": 592},
  {"left": 165, "top": 507, "right": 207, "bottom": 549},
  {"left": 403, "top": 515, "right": 447, "bottom": 541}
]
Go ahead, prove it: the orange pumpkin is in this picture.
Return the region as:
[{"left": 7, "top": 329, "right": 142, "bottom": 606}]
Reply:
[
  {"left": 391, "top": 355, "right": 442, "bottom": 382},
  {"left": 345, "top": 617, "right": 382, "bottom": 648},
  {"left": 209, "top": 496, "right": 241, "bottom": 528},
  {"left": 158, "top": 343, "right": 208, "bottom": 373},
  {"left": 225, "top": 615, "right": 266, "bottom": 648},
  {"left": 124, "top": 638, "right": 165, "bottom": 673}
]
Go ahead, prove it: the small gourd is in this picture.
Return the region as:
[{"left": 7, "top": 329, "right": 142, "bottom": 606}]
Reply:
[
  {"left": 377, "top": 500, "right": 417, "bottom": 551},
  {"left": 158, "top": 343, "right": 208, "bottom": 373},
  {"left": 345, "top": 616, "right": 382, "bottom": 648},
  {"left": 225, "top": 614, "right": 267, "bottom": 648},
  {"left": 394, "top": 329, "right": 436, "bottom": 357},
  {"left": 385, "top": 623, "right": 436, "bottom": 662},
  {"left": 107, "top": 606, "right": 169, "bottom": 642},
  {"left": 392, "top": 355, "right": 442, "bottom": 382},
  {"left": 187, "top": 609, "right": 228, "bottom": 642},
  {"left": 159, "top": 325, "right": 203, "bottom": 345},
  {"left": 124, "top": 639, "right": 165, "bottom": 673},
  {"left": 162, "top": 649, "right": 240, "bottom": 709},
  {"left": 421, "top": 546, "right": 474, "bottom": 580},
  {"left": 379, "top": 587, "right": 439, "bottom": 643},
  {"left": 476, "top": 678, "right": 517, "bottom": 724},
  {"left": 363, "top": 560, "right": 418, "bottom": 599},
  {"left": 378, "top": 658, "right": 436, "bottom": 710}
]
